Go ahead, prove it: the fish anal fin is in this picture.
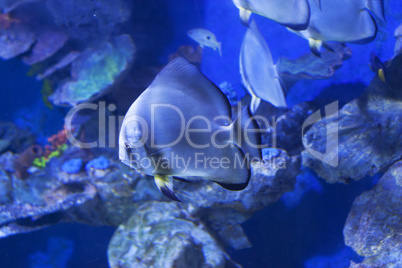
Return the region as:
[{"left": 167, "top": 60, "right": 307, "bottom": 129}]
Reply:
[
  {"left": 173, "top": 176, "right": 191, "bottom": 183},
  {"left": 322, "top": 42, "right": 334, "bottom": 52},
  {"left": 365, "top": 0, "right": 385, "bottom": 22},
  {"left": 213, "top": 180, "right": 249, "bottom": 191},
  {"left": 154, "top": 175, "right": 181, "bottom": 202},
  {"left": 239, "top": 8, "right": 252, "bottom": 26}
]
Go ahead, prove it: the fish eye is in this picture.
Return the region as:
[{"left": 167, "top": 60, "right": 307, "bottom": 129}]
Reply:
[
  {"left": 125, "top": 143, "right": 131, "bottom": 149},
  {"left": 206, "top": 36, "right": 211, "bottom": 40}
]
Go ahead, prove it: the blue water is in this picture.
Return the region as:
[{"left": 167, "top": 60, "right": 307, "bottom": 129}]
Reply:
[{"left": 0, "top": 0, "right": 400, "bottom": 267}]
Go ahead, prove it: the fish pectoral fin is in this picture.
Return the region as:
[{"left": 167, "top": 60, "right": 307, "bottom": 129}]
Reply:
[
  {"left": 154, "top": 175, "right": 181, "bottom": 202},
  {"left": 239, "top": 7, "right": 252, "bottom": 26},
  {"left": 308, "top": 38, "right": 323, "bottom": 57}
]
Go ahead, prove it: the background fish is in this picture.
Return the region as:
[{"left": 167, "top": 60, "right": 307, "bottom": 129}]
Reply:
[
  {"left": 187, "top": 28, "right": 222, "bottom": 56},
  {"left": 289, "top": 0, "right": 385, "bottom": 56},
  {"left": 240, "top": 20, "right": 287, "bottom": 113},
  {"left": 119, "top": 57, "right": 261, "bottom": 201},
  {"left": 394, "top": 23, "right": 402, "bottom": 57},
  {"left": 232, "top": 0, "right": 310, "bottom": 30}
]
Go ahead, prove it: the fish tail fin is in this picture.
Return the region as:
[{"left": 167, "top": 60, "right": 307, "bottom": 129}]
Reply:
[
  {"left": 230, "top": 106, "right": 262, "bottom": 161},
  {"left": 239, "top": 7, "right": 252, "bottom": 26},
  {"left": 308, "top": 38, "right": 323, "bottom": 57},
  {"left": 365, "top": 0, "right": 385, "bottom": 22},
  {"left": 154, "top": 175, "right": 181, "bottom": 202}
]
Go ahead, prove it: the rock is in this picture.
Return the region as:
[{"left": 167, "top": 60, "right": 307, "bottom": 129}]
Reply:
[
  {"left": 0, "top": 169, "right": 12, "bottom": 204},
  {"left": 302, "top": 54, "right": 402, "bottom": 183},
  {"left": 107, "top": 201, "right": 240, "bottom": 268},
  {"left": 0, "top": 179, "right": 96, "bottom": 238},
  {"left": 343, "top": 160, "right": 402, "bottom": 267}
]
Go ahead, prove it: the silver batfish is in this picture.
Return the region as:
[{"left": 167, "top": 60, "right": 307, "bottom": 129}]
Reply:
[
  {"left": 232, "top": 0, "right": 311, "bottom": 30},
  {"left": 119, "top": 57, "right": 261, "bottom": 201},
  {"left": 289, "top": 0, "right": 385, "bottom": 56},
  {"left": 240, "top": 20, "right": 287, "bottom": 113}
]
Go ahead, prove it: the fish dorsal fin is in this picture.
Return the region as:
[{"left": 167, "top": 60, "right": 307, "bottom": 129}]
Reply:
[
  {"left": 150, "top": 57, "right": 232, "bottom": 118},
  {"left": 230, "top": 106, "right": 262, "bottom": 161}
]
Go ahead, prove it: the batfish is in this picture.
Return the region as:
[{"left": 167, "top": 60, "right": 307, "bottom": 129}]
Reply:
[
  {"left": 232, "top": 0, "right": 311, "bottom": 30},
  {"left": 119, "top": 57, "right": 261, "bottom": 201},
  {"left": 289, "top": 0, "right": 385, "bottom": 56},
  {"left": 240, "top": 20, "right": 287, "bottom": 113}
]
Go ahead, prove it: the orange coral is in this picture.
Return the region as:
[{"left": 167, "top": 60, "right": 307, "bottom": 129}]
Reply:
[
  {"left": 0, "top": 13, "right": 21, "bottom": 29},
  {"left": 44, "top": 128, "right": 68, "bottom": 157}
]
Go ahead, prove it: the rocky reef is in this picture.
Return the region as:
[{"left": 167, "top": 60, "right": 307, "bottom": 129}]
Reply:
[
  {"left": 1, "top": 0, "right": 402, "bottom": 267},
  {"left": 344, "top": 160, "right": 402, "bottom": 268},
  {"left": 108, "top": 201, "right": 240, "bottom": 268},
  {"left": 302, "top": 54, "right": 402, "bottom": 184}
]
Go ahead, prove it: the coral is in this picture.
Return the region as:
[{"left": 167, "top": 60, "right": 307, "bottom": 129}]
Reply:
[
  {"left": 85, "top": 156, "right": 110, "bottom": 171},
  {"left": 32, "top": 128, "right": 69, "bottom": 169},
  {"left": 13, "top": 144, "right": 43, "bottom": 179},
  {"left": 0, "top": 23, "right": 35, "bottom": 60},
  {"left": 45, "top": 0, "right": 131, "bottom": 40},
  {"left": 22, "top": 28, "right": 69, "bottom": 65},
  {"left": 0, "top": 13, "right": 21, "bottom": 29},
  {"left": 49, "top": 35, "right": 136, "bottom": 106},
  {"left": 61, "top": 158, "right": 83, "bottom": 174},
  {"left": 37, "top": 52, "right": 80, "bottom": 80}
]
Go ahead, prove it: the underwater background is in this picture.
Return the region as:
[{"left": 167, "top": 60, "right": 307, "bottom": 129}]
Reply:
[{"left": 0, "top": 0, "right": 401, "bottom": 267}]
